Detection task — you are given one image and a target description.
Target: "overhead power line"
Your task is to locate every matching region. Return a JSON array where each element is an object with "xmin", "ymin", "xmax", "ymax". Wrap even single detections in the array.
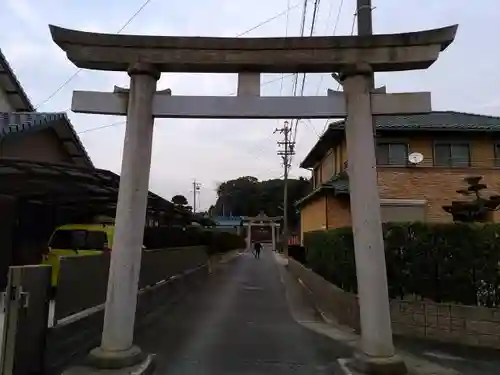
[
  {"xmin": 320, "ymin": 9, "xmax": 357, "ymax": 135},
  {"xmin": 236, "ymin": 1, "xmax": 307, "ymax": 37},
  {"xmin": 288, "ymin": 0, "xmax": 322, "ymax": 169},
  {"xmin": 288, "ymin": 0, "xmax": 310, "ymax": 152},
  {"xmin": 77, "ymin": 73, "xmax": 297, "ymax": 135},
  {"xmin": 35, "ymin": 1, "xmax": 309, "ymax": 111},
  {"xmin": 34, "ymin": 0, "xmax": 156, "ymax": 110},
  {"xmin": 315, "ymin": 0, "xmax": 345, "ymax": 96},
  {"xmin": 77, "ymin": 120, "xmax": 125, "ymax": 135},
  {"xmin": 279, "ymin": 0, "xmax": 293, "ymax": 98},
  {"xmin": 291, "ymin": 0, "xmax": 310, "ymax": 99}
]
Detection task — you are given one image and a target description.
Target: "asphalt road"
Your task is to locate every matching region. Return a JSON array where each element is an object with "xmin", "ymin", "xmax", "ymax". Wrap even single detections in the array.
[
  {"xmin": 395, "ymin": 335, "xmax": 500, "ymax": 375},
  {"xmin": 136, "ymin": 248, "xmax": 352, "ymax": 375}
]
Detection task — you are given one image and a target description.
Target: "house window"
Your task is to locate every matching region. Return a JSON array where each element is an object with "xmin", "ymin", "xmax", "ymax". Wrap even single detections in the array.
[
  {"xmin": 313, "ymin": 167, "xmax": 321, "ymax": 188},
  {"xmin": 320, "ymin": 151, "xmax": 334, "ymax": 183},
  {"xmin": 495, "ymin": 143, "xmax": 500, "ymax": 167},
  {"xmin": 380, "ymin": 200, "xmax": 426, "ymax": 223},
  {"xmin": 376, "ymin": 143, "xmax": 408, "ymax": 166},
  {"xmin": 434, "ymin": 142, "xmax": 470, "ymax": 167}
]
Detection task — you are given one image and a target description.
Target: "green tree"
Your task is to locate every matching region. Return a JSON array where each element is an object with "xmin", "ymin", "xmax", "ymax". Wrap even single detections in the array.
[
  {"xmin": 192, "ymin": 213, "xmax": 217, "ymax": 227},
  {"xmin": 443, "ymin": 176, "xmax": 500, "ymax": 222},
  {"xmin": 213, "ymin": 176, "xmax": 310, "ymax": 230},
  {"xmin": 172, "ymin": 194, "xmax": 189, "ymax": 206}
]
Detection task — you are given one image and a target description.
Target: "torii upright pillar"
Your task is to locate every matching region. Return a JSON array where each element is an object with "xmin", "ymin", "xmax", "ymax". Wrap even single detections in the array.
[
  {"xmin": 341, "ymin": 66, "xmax": 402, "ymax": 373},
  {"xmin": 271, "ymin": 222, "xmax": 276, "ymax": 251},
  {"xmin": 88, "ymin": 63, "xmax": 160, "ymax": 369},
  {"xmin": 246, "ymin": 221, "xmax": 253, "ymax": 249}
]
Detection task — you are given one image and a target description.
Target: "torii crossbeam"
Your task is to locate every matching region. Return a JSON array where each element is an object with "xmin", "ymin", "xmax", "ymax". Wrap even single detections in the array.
[
  {"xmin": 49, "ymin": 23, "xmax": 457, "ymax": 375},
  {"xmin": 71, "ymin": 90, "xmax": 432, "ymax": 119}
]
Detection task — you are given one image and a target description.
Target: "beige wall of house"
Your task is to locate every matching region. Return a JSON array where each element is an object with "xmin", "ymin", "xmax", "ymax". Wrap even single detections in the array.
[
  {"xmin": 300, "ymin": 197, "xmax": 327, "ymax": 239},
  {"xmin": 0, "ymin": 84, "xmax": 77, "ymax": 165},
  {"xmin": 312, "ymin": 135, "xmax": 500, "ymax": 187},
  {"xmin": 0, "ymin": 128, "xmax": 75, "ymax": 164}
]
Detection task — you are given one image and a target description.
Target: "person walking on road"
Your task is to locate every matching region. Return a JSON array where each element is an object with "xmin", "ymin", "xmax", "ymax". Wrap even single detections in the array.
[{"xmin": 253, "ymin": 242, "xmax": 262, "ymax": 259}]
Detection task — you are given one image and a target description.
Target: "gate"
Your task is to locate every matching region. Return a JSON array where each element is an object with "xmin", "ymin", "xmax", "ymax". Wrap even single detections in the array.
[{"xmin": 0, "ymin": 265, "xmax": 51, "ymax": 375}]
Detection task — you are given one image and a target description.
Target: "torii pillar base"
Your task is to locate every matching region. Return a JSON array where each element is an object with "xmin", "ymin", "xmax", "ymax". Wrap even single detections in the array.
[
  {"xmin": 62, "ymin": 346, "xmax": 155, "ymax": 375},
  {"xmin": 346, "ymin": 352, "xmax": 407, "ymax": 375}
]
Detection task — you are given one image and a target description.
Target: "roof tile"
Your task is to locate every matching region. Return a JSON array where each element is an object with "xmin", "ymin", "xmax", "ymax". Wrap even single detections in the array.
[
  {"xmin": 0, "ymin": 112, "xmax": 66, "ymax": 137},
  {"xmin": 327, "ymin": 111, "xmax": 500, "ymax": 131},
  {"xmin": 0, "ymin": 49, "xmax": 34, "ymax": 111},
  {"xmin": 301, "ymin": 111, "xmax": 500, "ymax": 168}
]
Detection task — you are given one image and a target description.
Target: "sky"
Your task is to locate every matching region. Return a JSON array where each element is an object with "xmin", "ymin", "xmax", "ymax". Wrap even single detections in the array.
[{"xmin": 1, "ymin": 0, "xmax": 500, "ymax": 210}]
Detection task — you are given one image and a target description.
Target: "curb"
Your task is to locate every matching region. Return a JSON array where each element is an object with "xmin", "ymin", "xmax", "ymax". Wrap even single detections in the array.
[
  {"xmin": 208, "ymin": 249, "xmax": 244, "ymax": 274},
  {"xmin": 274, "ymin": 256, "xmax": 461, "ymax": 375}
]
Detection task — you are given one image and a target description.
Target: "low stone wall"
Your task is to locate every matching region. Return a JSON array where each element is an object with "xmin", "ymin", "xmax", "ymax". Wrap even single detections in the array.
[
  {"xmin": 390, "ymin": 299, "xmax": 500, "ymax": 349},
  {"xmin": 287, "ymin": 258, "xmax": 500, "ymax": 350},
  {"xmin": 54, "ymin": 246, "xmax": 208, "ymax": 321},
  {"xmin": 44, "ymin": 250, "xmax": 240, "ymax": 375},
  {"xmin": 44, "ymin": 265, "xmax": 208, "ymax": 375},
  {"xmin": 287, "ymin": 257, "xmax": 360, "ymax": 332},
  {"xmin": 208, "ymin": 249, "xmax": 242, "ymax": 272}
]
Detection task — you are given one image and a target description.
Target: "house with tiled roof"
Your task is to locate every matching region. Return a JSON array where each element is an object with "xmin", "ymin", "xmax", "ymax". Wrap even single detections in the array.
[
  {"xmin": 296, "ymin": 111, "xmax": 500, "ymax": 239},
  {"xmin": 0, "ymin": 49, "xmax": 92, "ymax": 167},
  {"xmin": 0, "ymin": 49, "xmax": 185, "ymax": 285}
]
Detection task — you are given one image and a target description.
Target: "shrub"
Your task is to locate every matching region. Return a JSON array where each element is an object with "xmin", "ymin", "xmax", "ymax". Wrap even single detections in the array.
[
  {"xmin": 288, "ymin": 245, "xmax": 307, "ymax": 264},
  {"xmin": 143, "ymin": 226, "xmax": 203, "ymax": 248},
  {"xmin": 201, "ymin": 230, "xmax": 246, "ymax": 255},
  {"xmin": 143, "ymin": 226, "xmax": 245, "ymax": 255},
  {"xmin": 304, "ymin": 222, "xmax": 500, "ymax": 307},
  {"xmin": 304, "ymin": 227, "xmax": 357, "ymax": 293}
]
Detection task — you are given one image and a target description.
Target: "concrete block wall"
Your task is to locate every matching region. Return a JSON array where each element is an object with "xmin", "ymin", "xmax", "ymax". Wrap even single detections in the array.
[
  {"xmin": 390, "ymin": 300, "xmax": 500, "ymax": 348},
  {"xmin": 288, "ymin": 257, "xmax": 360, "ymax": 331},
  {"xmin": 287, "ymin": 258, "xmax": 500, "ymax": 350},
  {"xmin": 44, "ymin": 265, "xmax": 209, "ymax": 375}
]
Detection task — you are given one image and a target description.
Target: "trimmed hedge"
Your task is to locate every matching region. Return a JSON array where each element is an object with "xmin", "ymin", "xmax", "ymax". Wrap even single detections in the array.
[
  {"xmin": 143, "ymin": 226, "xmax": 202, "ymax": 248},
  {"xmin": 288, "ymin": 245, "xmax": 307, "ymax": 264},
  {"xmin": 304, "ymin": 222, "xmax": 500, "ymax": 307},
  {"xmin": 143, "ymin": 226, "xmax": 245, "ymax": 254},
  {"xmin": 203, "ymin": 230, "xmax": 247, "ymax": 255}
]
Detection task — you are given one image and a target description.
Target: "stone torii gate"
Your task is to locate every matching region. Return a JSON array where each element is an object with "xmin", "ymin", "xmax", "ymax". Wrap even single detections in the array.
[{"xmin": 49, "ymin": 24, "xmax": 457, "ymax": 375}]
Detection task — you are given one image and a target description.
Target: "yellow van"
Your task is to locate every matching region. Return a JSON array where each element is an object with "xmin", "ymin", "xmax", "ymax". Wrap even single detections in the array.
[{"xmin": 42, "ymin": 224, "xmax": 115, "ymax": 291}]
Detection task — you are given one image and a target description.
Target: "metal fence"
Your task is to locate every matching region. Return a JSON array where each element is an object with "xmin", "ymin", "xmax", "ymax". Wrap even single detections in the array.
[
  {"xmin": 53, "ymin": 246, "xmax": 207, "ymax": 321},
  {"xmin": 0, "ymin": 246, "xmax": 209, "ymax": 375},
  {"xmin": 0, "ymin": 265, "xmax": 51, "ymax": 375}
]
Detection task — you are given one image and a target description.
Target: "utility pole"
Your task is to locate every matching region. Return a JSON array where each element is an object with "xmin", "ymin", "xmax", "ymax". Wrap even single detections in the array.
[
  {"xmin": 192, "ymin": 180, "xmax": 201, "ymax": 213},
  {"xmin": 357, "ymin": 0, "xmax": 373, "ymax": 35},
  {"xmin": 274, "ymin": 121, "xmax": 295, "ymax": 255},
  {"xmin": 357, "ymin": 0, "xmax": 374, "ymax": 89}
]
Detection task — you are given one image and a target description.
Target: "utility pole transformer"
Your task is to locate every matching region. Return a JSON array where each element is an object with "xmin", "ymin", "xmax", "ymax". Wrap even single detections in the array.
[{"xmin": 274, "ymin": 121, "xmax": 295, "ymax": 255}]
